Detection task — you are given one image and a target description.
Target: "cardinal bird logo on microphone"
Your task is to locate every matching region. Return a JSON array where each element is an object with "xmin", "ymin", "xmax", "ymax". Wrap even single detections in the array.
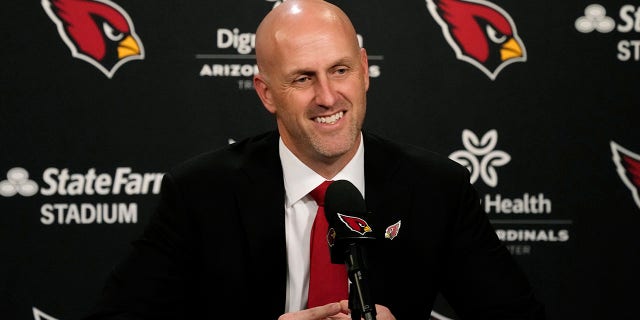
[
  {"xmin": 426, "ymin": 0, "xmax": 526, "ymax": 80},
  {"xmin": 42, "ymin": 0, "xmax": 145, "ymax": 78},
  {"xmin": 337, "ymin": 213, "xmax": 372, "ymax": 235},
  {"xmin": 611, "ymin": 141, "xmax": 640, "ymax": 210}
]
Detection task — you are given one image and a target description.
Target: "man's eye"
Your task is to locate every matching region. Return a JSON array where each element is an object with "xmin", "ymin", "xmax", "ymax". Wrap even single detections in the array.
[
  {"xmin": 335, "ymin": 68, "xmax": 348, "ymax": 75},
  {"xmin": 295, "ymin": 76, "xmax": 310, "ymax": 83}
]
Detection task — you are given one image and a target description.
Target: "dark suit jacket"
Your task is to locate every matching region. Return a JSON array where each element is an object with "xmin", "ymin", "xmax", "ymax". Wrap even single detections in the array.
[{"xmin": 85, "ymin": 130, "xmax": 544, "ymax": 319}]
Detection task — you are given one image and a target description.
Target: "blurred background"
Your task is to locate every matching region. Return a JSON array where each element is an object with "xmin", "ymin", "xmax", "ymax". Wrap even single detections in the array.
[{"xmin": 1, "ymin": 0, "xmax": 638, "ymax": 319}]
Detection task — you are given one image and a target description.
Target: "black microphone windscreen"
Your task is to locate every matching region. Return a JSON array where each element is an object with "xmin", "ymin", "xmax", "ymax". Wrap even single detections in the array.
[
  {"xmin": 325, "ymin": 183, "xmax": 377, "ymax": 318},
  {"xmin": 324, "ymin": 180, "xmax": 366, "ymax": 221}
]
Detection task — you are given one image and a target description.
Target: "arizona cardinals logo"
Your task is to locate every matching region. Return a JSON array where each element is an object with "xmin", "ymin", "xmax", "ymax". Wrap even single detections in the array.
[
  {"xmin": 384, "ymin": 220, "xmax": 401, "ymax": 240},
  {"xmin": 611, "ymin": 141, "xmax": 640, "ymax": 210},
  {"xmin": 337, "ymin": 213, "xmax": 372, "ymax": 235},
  {"xmin": 426, "ymin": 0, "xmax": 526, "ymax": 80},
  {"xmin": 326, "ymin": 227, "xmax": 337, "ymax": 247},
  {"xmin": 42, "ymin": 0, "xmax": 145, "ymax": 78}
]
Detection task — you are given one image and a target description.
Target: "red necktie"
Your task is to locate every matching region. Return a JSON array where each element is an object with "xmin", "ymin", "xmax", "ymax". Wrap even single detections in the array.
[{"xmin": 307, "ymin": 180, "xmax": 348, "ymax": 308}]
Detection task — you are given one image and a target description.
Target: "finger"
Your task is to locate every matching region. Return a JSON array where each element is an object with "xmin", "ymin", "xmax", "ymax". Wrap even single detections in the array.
[
  {"xmin": 333, "ymin": 302, "xmax": 396, "ymax": 320},
  {"xmin": 374, "ymin": 304, "xmax": 396, "ymax": 320},
  {"xmin": 303, "ymin": 302, "xmax": 343, "ymax": 319},
  {"xmin": 338, "ymin": 300, "xmax": 351, "ymax": 314},
  {"xmin": 327, "ymin": 313, "xmax": 352, "ymax": 320}
]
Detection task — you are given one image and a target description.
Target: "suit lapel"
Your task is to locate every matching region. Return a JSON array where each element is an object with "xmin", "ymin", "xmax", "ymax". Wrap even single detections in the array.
[
  {"xmin": 363, "ymin": 132, "xmax": 402, "ymax": 213},
  {"xmin": 234, "ymin": 131, "xmax": 287, "ymax": 316},
  {"xmin": 362, "ymin": 132, "xmax": 414, "ymax": 304}
]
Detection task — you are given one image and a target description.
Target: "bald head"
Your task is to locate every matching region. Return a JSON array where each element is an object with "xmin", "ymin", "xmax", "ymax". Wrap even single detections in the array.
[
  {"xmin": 255, "ymin": 0, "xmax": 360, "ymax": 79},
  {"xmin": 251, "ymin": 0, "xmax": 369, "ymax": 177}
]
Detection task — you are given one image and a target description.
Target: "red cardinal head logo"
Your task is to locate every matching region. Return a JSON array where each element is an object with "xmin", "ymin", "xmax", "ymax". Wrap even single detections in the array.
[
  {"xmin": 337, "ymin": 213, "xmax": 372, "ymax": 236},
  {"xmin": 384, "ymin": 220, "xmax": 401, "ymax": 240},
  {"xmin": 42, "ymin": 0, "xmax": 145, "ymax": 78},
  {"xmin": 426, "ymin": 0, "xmax": 526, "ymax": 80},
  {"xmin": 611, "ymin": 141, "xmax": 640, "ymax": 210}
]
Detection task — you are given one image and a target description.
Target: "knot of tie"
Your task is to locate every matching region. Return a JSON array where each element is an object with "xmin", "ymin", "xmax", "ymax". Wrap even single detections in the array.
[{"xmin": 309, "ymin": 180, "xmax": 333, "ymax": 206}]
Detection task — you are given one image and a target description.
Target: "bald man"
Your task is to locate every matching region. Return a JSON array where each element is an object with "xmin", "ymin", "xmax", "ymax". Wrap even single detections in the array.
[{"xmin": 84, "ymin": 1, "xmax": 545, "ymax": 319}]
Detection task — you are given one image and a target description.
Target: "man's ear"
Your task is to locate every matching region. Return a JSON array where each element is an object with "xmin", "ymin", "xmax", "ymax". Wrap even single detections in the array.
[
  {"xmin": 254, "ymin": 75, "xmax": 277, "ymax": 114},
  {"xmin": 361, "ymin": 48, "xmax": 370, "ymax": 91}
]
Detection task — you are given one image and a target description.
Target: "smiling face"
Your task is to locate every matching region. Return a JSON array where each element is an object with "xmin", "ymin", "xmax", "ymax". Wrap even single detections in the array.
[{"xmin": 254, "ymin": 0, "xmax": 369, "ymax": 176}]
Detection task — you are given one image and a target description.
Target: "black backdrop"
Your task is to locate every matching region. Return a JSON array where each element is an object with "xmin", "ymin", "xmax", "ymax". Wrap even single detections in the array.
[{"xmin": 2, "ymin": 0, "xmax": 639, "ymax": 319}]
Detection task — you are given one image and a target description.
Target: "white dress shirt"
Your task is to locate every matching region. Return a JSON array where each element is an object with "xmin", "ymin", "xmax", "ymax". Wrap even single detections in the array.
[{"xmin": 279, "ymin": 133, "xmax": 365, "ymax": 312}]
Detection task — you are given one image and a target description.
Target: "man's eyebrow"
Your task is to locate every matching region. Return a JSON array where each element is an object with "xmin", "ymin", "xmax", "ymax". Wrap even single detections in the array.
[
  {"xmin": 285, "ymin": 68, "xmax": 314, "ymax": 77},
  {"xmin": 286, "ymin": 57, "xmax": 355, "ymax": 76},
  {"xmin": 330, "ymin": 57, "xmax": 356, "ymax": 68}
]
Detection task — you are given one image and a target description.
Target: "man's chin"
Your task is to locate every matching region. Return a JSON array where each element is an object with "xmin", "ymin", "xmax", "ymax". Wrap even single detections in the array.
[{"xmin": 311, "ymin": 140, "xmax": 356, "ymax": 159}]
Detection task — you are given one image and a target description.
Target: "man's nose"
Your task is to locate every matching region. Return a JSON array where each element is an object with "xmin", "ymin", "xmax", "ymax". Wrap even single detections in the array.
[{"xmin": 314, "ymin": 77, "xmax": 338, "ymax": 107}]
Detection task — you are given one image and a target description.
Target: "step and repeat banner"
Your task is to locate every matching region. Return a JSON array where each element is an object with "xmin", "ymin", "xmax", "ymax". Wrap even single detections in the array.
[{"xmin": 1, "ymin": 0, "xmax": 638, "ymax": 319}]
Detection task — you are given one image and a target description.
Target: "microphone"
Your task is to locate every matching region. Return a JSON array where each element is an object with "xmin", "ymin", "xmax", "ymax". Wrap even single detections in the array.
[{"xmin": 324, "ymin": 180, "xmax": 377, "ymax": 320}]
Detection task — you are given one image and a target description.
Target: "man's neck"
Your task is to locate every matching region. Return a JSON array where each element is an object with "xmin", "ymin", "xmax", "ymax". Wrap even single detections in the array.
[{"xmin": 281, "ymin": 133, "xmax": 363, "ymax": 180}]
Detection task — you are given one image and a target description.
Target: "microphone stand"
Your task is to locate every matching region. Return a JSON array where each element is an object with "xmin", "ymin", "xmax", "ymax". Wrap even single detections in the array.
[{"xmin": 345, "ymin": 243, "xmax": 376, "ymax": 320}]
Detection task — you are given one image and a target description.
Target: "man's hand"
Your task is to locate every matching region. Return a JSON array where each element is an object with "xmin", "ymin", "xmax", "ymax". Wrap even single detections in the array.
[
  {"xmin": 278, "ymin": 301, "xmax": 396, "ymax": 320},
  {"xmin": 337, "ymin": 300, "xmax": 396, "ymax": 320},
  {"xmin": 277, "ymin": 302, "xmax": 349, "ymax": 320}
]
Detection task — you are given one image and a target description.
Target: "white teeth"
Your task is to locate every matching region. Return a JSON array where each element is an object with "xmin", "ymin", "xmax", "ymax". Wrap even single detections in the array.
[{"xmin": 315, "ymin": 111, "xmax": 344, "ymax": 124}]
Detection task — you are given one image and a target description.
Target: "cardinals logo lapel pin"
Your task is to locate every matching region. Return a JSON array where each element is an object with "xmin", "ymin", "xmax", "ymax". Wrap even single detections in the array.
[{"xmin": 384, "ymin": 220, "xmax": 401, "ymax": 240}]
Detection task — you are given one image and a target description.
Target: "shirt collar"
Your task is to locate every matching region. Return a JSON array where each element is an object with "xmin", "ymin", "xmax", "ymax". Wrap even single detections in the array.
[{"xmin": 279, "ymin": 133, "xmax": 365, "ymax": 207}]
